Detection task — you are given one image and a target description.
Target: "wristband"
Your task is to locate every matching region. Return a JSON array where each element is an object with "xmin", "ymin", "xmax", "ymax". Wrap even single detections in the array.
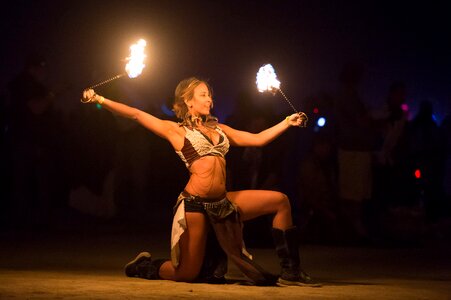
[{"xmin": 285, "ymin": 116, "xmax": 290, "ymax": 125}]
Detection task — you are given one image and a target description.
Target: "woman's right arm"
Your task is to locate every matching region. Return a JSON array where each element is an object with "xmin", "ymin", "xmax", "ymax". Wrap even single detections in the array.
[{"xmin": 82, "ymin": 89, "xmax": 180, "ymax": 142}]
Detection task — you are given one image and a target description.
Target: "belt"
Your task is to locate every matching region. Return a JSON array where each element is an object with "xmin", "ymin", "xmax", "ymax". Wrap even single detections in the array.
[{"xmin": 181, "ymin": 190, "xmax": 227, "ymax": 203}]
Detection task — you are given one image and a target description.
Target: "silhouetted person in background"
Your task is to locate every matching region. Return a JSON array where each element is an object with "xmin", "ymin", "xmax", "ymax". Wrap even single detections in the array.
[
  {"xmin": 376, "ymin": 82, "xmax": 408, "ymax": 167},
  {"xmin": 406, "ymin": 100, "xmax": 443, "ymax": 221},
  {"xmin": 65, "ymin": 84, "xmax": 118, "ymax": 219},
  {"xmin": 334, "ymin": 62, "xmax": 376, "ymax": 242},
  {"xmin": 297, "ymin": 133, "xmax": 339, "ymax": 243},
  {"xmin": 372, "ymin": 82, "xmax": 410, "ymax": 227},
  {"xmin": 7, "ymin": 53, "xmax": 64, "ymax": 229}
]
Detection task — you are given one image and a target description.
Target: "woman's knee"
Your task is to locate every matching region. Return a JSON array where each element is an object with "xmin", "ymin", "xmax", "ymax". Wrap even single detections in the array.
[
  {"xmin": 174, "ymin": 268, "xmax": 200, "ymax": 282},
  {"xmin": 272, "ymin": 192, "xmax": 294, "ymax": 229},
  {"xmin": 276, "ymin": 192, "xmax": 291, "ymax": 210}
]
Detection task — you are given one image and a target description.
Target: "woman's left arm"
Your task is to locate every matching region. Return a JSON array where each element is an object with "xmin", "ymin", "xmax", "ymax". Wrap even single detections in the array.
[{"xmin": 219, "ymin": 113, "xmax": 303, "ymax": 147}]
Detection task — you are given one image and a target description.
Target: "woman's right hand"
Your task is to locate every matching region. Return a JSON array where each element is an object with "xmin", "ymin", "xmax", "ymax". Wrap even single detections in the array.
[{"xmin": 81, "ymin": 89, "xmax": 100, "ymax": 103}]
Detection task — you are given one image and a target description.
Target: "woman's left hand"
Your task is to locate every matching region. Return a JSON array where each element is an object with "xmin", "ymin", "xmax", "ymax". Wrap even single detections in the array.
[{"xmin": 286, "ymin": 112, "xmax": 308, "ymax": 127}]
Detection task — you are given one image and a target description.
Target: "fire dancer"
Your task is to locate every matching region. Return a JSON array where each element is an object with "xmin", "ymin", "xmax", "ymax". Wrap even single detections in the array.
[{"xmin": 82, "ymin": 78, "xmax": 318, "ymax": 286}]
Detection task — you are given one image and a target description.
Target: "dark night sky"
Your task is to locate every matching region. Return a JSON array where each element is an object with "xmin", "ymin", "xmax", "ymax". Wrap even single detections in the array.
[{"xmin": 1, "ymin": 0, "xmax": 450, "ymax": 121}]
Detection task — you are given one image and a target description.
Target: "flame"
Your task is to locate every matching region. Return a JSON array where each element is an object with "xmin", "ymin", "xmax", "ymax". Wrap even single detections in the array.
[
  {"xmin": 256, "ymin": 64, "xmax": 280, "ymax": 93},
  {"xmin": 125, "ymin": 39, "xmax": 147, "ymax": 78}
]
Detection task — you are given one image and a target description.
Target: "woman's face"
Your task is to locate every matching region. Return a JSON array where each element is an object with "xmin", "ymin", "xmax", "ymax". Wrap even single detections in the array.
[{"xmin": 187, "ymin": 82, "xmax": 212, "ymax": 116}]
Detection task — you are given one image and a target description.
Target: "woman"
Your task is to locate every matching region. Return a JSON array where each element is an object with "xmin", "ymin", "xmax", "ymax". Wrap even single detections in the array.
[{"xmin": 82, "ymin": 77, "xmax": 316, "ymax": 286}]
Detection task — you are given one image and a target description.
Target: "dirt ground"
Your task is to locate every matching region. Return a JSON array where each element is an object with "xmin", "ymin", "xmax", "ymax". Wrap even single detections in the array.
[{"xmin": 0, "ymin": 227, "xmax": 450, "ymax": 299}]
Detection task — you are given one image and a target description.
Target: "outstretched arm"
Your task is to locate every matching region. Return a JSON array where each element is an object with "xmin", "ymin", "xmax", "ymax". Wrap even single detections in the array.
[
  {"xmin": 82, "ymin": 89, "xmax": 181, "ymax": 143},
  {"xmin": 219, "ymin": 113, "xmax": 303, "ymax": 147}
]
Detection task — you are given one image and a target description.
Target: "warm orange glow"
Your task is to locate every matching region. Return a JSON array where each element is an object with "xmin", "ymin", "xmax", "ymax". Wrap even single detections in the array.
[
  {"xmin": 256, "ymin": 64, "xmax": 280, "ymax": 93},
  {"xmin": 125, "ymin": 39, "xmax": 147, "ymax": 78}
]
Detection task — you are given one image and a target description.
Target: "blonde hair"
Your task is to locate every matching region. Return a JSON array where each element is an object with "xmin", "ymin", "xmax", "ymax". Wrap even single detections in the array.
[{"xmin": 173, "ymin": 77, "xmax": 215, "ymax": 125}]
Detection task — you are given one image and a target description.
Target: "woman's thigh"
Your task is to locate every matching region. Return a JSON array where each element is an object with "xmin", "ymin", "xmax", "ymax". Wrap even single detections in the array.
[
  {"xmin": 160, "ymin": 211, "xmax": 208, "ymax": 281},
  {"xmin": 176, "ymin": 211, "xmax": 209, "ymax": 280},
  {"xmin": 227, "ymin": 190, "xmax": 289, "ymax": 221}
]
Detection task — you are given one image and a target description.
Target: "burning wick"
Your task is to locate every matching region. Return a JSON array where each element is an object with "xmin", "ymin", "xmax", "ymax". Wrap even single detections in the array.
[
  {"xmin": 81, "ymin": 39, "xmax": 147, "ymax": 102},
  {"xmin": 125, "ymin": 39, "xmax": 147, "ymax": 78},
  {"xmin": 256, "ymin": 64, "xmax": 308, "ymax": 127},
  {"xmin": 256, "ymin": 64, "xmax": 281, "ymax": 94}
]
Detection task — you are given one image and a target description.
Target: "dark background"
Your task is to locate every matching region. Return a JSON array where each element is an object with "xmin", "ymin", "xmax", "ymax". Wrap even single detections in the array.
[
  {"xmin": 1, "ymin": 0, "xmax": 450, "ymax": 119},
  {"xmin": 0, "ymin": 0, "xmax": 450, "ymax": 245}
]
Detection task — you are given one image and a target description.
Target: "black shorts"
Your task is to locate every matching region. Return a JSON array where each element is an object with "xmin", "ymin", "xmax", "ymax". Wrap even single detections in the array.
[
  {"xmin": 183, "ymin": 198, "xmax": 205, "ymax": 213},
  {"xmin": 175, "ymin": 191, "xmax": 235, "ymax": 222}
]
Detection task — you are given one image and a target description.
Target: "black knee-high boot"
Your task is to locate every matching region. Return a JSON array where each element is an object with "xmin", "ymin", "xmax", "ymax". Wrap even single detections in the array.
[
  {"xmin": 124, "ymin": 252, "xmax": 167, "ymax": 280},
  {"xmin": 271, "ymin": 227, "xmax": 321, "ymax": 287}
]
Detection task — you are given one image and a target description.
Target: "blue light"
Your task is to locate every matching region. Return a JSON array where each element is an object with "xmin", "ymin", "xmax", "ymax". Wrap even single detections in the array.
[
  {"xmin": 161, "ymin": 104, "xmax": 175, "ymax": 116},
  {"xmin": 317, "ymin": 117, "xmax": 326, "ymax": 127},
  {"xmin": 432, "ymin": 114, "xmax": 438, "ymax": 123}
]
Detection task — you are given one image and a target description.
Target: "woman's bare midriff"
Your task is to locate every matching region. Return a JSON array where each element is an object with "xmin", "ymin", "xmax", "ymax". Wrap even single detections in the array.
[{"xmin": 184, "ymin": 155, "xmax": 226, "ymax": 199}]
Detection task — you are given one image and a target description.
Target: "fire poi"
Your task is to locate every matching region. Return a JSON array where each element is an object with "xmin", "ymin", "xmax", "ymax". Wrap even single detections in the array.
[
  {"xmin": 256, "ymin": 64, "xmax": 308, "ymax": 127},
  {"xmin": 81, "ymin": 39, "xmax": 147, "ymax": 103}
]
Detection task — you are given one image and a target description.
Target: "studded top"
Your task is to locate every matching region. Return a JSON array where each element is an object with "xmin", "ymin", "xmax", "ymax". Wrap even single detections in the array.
[{"xmin": 175, "ymin": 126, "xmax": 229, "ymax": 169}]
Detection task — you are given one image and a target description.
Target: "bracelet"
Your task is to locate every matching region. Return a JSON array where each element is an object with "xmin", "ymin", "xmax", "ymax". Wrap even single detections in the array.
[
  {"xmin": 97, "ymin": 96, "xmax": 105, "ymax": 105},
  {"xmin": 285, "ymin": 116, "xmax": 290, "ymax": 125}
]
